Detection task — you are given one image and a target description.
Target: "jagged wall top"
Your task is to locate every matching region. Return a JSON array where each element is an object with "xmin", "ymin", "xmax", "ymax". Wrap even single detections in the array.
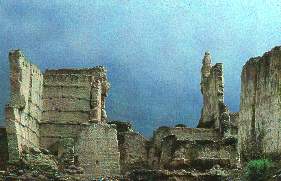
[
  {"xmin": 198, "ymin": 52, "xmax": 228, "ymax": 129},
  {"xmin": 6, "ymin": 49, "xmax": 43, "ymax": 161},
  {"xmin": 201, "ymin": 51, "xmax": 212, "ymax": 79},
  {"xmin": 44, "ymin": 67, "xmax": 110, "ymax": 96}
]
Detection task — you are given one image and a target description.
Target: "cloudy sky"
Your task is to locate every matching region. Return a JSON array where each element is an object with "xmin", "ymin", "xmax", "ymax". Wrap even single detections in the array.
[{"xmin": 0, "ymin": 0, "xmax": 280, "ymax": 136}]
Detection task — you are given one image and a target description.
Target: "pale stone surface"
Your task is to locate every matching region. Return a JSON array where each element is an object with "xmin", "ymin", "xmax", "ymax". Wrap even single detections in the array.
[
  {"xmin": 3, "ymin": 50, "xmax": 120, "ymax": 178},
  {"xmin": 239, "ymin": 46, "xmax": 281, "ymax": 161},
  {"xmin": 76, "ymin": 124, "xmax": 120, "ymax": 179},
  {"xmin": 42, "ymin": 68, "xmax": 109, "ymax": 124},
  {"xmin": 5, "ymin": 49, "xmax": 43, "ymax": 161}
]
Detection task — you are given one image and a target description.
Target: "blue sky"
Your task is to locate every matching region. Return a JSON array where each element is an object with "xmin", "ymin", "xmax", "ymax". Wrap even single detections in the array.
[{"xmin": 0, "ymin": 0, "xmax": 281, "ymax": 136}]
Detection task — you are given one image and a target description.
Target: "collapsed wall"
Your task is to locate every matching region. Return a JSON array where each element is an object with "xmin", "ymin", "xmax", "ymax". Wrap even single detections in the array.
[
  {"xmin": 152, "ymin": 127, "xmax": 237, "ymax": 169},
  {"xmin": 115, "ymin": 124, "xmax": 238, "ymax": 180},
  {"xmin": 198, "ymin": 52, "xmax": 228, "ymax": 130},
  {"xmin": 5, "ymin": 50, "xmax": 43, "ymax": 161},
  {"xmin": 239, "ymin": 46, "xmax": 281, "ymax": 161}
]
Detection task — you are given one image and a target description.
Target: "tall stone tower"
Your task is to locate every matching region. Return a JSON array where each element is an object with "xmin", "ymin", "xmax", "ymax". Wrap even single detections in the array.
[
  {"xmin": 201, "ymin": 52, "xmax": 212, "ymax": 79},
  {"xmin": 198, "ymin": 52, "xmax": 227, "ymax": 129},
  {"xmin": 201, "ymin": 52, "xmax": 212, "ymax": 94}
]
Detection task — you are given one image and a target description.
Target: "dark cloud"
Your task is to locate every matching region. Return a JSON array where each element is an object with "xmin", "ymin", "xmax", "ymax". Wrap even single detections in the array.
[{"xmin": 0, "ymin": 0, "xmax": 281, "ymax": 136}]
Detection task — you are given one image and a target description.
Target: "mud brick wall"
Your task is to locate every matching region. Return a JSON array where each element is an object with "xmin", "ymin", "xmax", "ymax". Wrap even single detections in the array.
[
  {"xmin": 75, "ymin": 124, "xmax": 120, "ymax": 179},
  {"xmin": 5, "ymin": 50, "xmax": 43, "ymax": 161},
  {"xmin": 239, "ymin": 46, "xmax": 281, "ymax": 161},
  {"xmin": 198, "ymin": 52, "xmax": 225, "ymax": 128}
]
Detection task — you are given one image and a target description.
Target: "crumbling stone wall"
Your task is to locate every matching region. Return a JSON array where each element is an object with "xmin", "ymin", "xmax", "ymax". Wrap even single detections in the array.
[
  {"xmin": 148, "ymin": 127, "xmax": 223, "ymax": 169},
  {"xmin": 198, "ymin": 52, "xmax": 226, "ymax": 129},
  {"xmin": 42, "ymin": 67, "xmax": 109, "ymax": 124},
  {"xmin": 229, "ymin": 112, "xmax": 239, "ymax": 135},
  {"xmin": 3, "ymin": 50, "xmax": 120, "ymax": 179},
  {"xmin": 5, "ymin": 50, "xmax": 43, "ymax": 161},
  {"xmin": 108, "ymin": 121, "xmax": 149, "ymax": 174},
  {"xmin": 160, "ymin": 135, "xmax": 238, "ymax": 170},
  {"xmin": 239, "ymin": 46, "xmax": 281, "ymax": 161},
  {"xmin": 153, "ymin": 126, "xmax": 220, "ymax": 149},
  {"xmin": 0, "ymin": 128, "xmax": 8, "ymax": 170},
  {"xmin": 40, "ymin": 67, "xmax": 110, "ymax": 149},
  {"xmin": 76, "ymin": 124, "xmax": 120, "ymax": 179},
  {"xmin": 143, "ymin": 125, "xmax": 238, "ymax": 179},
  {"xmin": 118, "ymin": 132, "xmax": 148, "ymax": 174}
]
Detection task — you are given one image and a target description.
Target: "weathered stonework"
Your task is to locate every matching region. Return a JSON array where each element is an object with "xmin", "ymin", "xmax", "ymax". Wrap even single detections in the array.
[
  {"xmin": 239, "ymin": 46, "xmax": 281, "ymax": 161},
  {"xmin": 5, "ymin": 50, "xmax": 43, "ymax": 161},
  {"xmin": 198, "ymin": 52, "xmax": 227, "ymax": 129},
  {"xmin": 111, "ymin": 120, "xmax": 238, "ymax": 180},
  {"xmin": 2, "ymin": 50, "xmax": 120, "ymax": 179},
  {"xmin": 42, "ymin": 67, "xmax": 109, "ymax": 124},
  {"xmin": 151, "ymin": 127, "xmax": 237, "ymax": 170},
  {"xmin": 4, "ymin": 47, "xmax": 276, "ymax": 180},
  {"xmin": 118, "ymin": 132, "xmax": 149, "ymax": 174},
  {"xmin": 76, "ymin": 124, "xmax": 120, "ymax": 179}
]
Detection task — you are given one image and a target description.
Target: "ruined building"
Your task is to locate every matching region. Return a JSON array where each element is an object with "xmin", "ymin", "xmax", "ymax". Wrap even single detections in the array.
[
  {"xmin": 2, "ymin": 50, "xmax": 120, "ymax": 180},
  {"xmin": 0, "ymin": 46, "xmax": 281, "ymax": 180},
  {"xmin": 238, "ymin": 46, "xmax": 281, "ymax": 161}
]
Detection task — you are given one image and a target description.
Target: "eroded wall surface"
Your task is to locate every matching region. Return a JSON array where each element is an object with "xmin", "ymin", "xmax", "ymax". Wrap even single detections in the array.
[
  {"xmin": 239, "ymin": 46, "xmax": 281, "ymax": 160},
  {"xmin": 144, "ymin": 126, "xmax": 238, "ymax": 175},
  {"xmin": 153, "ymin": 126, "xmax": 220, "ymax": 149},
  {"xmin": 198, "ymin": 52, "xmax": 225, "ymax": 129},
  {"xmin": 5, "ymin": 50, "xmax": 43, "ymax": 161},
  {"xmin": 40, "ymin": 67, "xmax": 110, "ymax": 149},
  {"xmin": 118, "ymin": 132, "xmax": 148, "ymax": 174},
  {"xmin": 42, "ymin": 67, "xmax": 109, "ymax": 124},
  {"xmin": 76, "ymin": 124, "xmax": 120, "ymax": 179}
]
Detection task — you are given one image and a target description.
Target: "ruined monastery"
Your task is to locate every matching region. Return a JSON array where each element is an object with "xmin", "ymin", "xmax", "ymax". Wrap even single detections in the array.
[{"xmin": 0, "ymin": 46, "xmax": 281, "ymax": 180}]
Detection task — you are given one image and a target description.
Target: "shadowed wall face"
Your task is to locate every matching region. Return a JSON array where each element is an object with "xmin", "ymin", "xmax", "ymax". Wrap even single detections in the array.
[{"xmin": 239, "ymin": 47, "xmax": 281, "ymax": 161}]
